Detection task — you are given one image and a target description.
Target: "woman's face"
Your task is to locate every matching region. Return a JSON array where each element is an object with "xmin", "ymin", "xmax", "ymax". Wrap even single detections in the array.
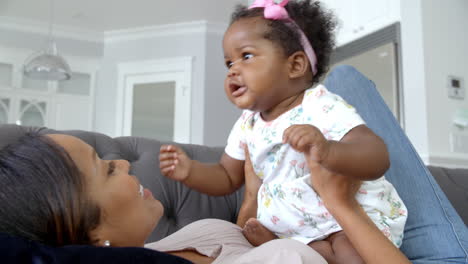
[{"xmin": 48, "ymin": 134, "xmax": 163, "ymax": 247}]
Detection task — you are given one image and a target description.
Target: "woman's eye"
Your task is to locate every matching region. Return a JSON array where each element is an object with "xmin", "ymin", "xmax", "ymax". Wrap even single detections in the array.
[
  {"xmin": 107, "ymin": 161, "xmax": 116, "ymax": 176},
  {"xmin": 225, "ymin": 61, "xmax": 233, "ymax": 69},
  {"xmin": 243, "ymin": 53, "xmax": 253, "ymax": 60}
]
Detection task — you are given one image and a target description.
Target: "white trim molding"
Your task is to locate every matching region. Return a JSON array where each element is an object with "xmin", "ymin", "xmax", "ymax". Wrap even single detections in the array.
[
  {"xmin": 0, "ymin": 16, "xmax": 227, "ymax": 44},
  {"xmin": 104, "ymin": 20, "xmax": 226, "ymax": 43},
  {"xmin": 427, "ymin": 153, "xmax": 468, "ymax": 169},
  {"xmin": 0, "ymin": 16, "xmax": 103, "ymax": 43}
]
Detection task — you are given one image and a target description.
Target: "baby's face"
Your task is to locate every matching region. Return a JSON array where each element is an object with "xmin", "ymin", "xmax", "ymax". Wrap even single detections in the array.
[{"xmin": 223, "ymin": 17, "xmax": 293, "ymax": 114}]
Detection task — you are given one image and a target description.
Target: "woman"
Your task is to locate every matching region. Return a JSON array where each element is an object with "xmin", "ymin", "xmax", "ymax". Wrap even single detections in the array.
[{"xmin": 0, "ymin": 132, "xmax": 409, "ymax": 263}]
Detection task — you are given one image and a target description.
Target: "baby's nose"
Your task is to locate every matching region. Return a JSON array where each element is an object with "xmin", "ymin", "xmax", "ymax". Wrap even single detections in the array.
[{"xmin": 228, "ymin": 66, "xmax": 239, "ymax": 77}]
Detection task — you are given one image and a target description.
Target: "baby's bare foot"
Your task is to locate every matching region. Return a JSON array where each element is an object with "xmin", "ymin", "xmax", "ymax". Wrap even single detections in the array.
[{"xmin": 242, "ymin": 218, "xmax": 277, "ymax": 246}]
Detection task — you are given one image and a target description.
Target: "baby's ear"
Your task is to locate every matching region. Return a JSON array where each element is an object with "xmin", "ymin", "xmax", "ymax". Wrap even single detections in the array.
[{"xmin": 287, "ymin": 51, "xmax": 309, "ymax": 79}]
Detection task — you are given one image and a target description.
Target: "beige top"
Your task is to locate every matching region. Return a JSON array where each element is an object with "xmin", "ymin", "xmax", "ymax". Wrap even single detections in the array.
[{"xmin": 145, "ymin": 218, "xmax": 327, "ymax": 264}]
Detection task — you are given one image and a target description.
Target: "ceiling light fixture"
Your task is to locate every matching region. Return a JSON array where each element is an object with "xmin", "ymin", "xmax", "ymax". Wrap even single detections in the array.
[{"xmin": 23, "ymin": 0, "xmax": 71, "ymax": 81}]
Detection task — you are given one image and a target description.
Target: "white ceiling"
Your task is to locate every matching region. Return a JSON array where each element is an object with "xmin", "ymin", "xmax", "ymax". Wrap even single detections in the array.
[{"xmin": 0, "ymin": 0, "xmax": 242, "ymax": 32}]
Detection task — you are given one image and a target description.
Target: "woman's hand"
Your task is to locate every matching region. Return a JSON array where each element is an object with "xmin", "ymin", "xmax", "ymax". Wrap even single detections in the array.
[
  {"xmin": 237, "ymin": 147, "xmax": 262, "ymax": 227},
  {"xmin": 159, "ymin": 145, "xmax": 192, "ymax": 182},
  {"xmin": 305, "ymin": 151, "xmax": 361, "ymax": 212},
  {"xmin": 305, "ymin": 144, "xmax": 410, "ymax": 264}
]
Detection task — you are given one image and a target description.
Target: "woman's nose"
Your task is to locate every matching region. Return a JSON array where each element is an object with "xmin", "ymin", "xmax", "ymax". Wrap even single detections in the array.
[{"xmin": 116, "ymin": 159, "xmax": 130, "ymax": 172}]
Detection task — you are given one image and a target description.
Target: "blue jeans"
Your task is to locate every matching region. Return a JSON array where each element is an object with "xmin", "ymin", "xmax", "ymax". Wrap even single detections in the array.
[{"xmin": 325, "ymin": 65, "xmax": 468, "ymax": 263}]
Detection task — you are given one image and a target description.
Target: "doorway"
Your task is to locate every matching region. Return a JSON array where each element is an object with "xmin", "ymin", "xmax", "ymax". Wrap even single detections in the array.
[{"xmin": 116, "ymin": 57, "xmax": 192, "ymax": 143}]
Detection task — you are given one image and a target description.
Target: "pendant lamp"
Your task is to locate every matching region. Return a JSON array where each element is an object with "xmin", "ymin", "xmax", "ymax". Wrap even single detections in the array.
[{"xmin": 23, "ymin": 0, "xmax": 71, "ymax": 81}]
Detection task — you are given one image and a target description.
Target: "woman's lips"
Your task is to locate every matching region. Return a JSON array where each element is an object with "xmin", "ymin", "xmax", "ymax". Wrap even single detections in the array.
[
  {"xmin": 143, "ymin": 188, "xmax": 153, "ymax": 199},
  {"xmin": 232, "ymin": 86, "xmax": 247, "ymax": 97}
]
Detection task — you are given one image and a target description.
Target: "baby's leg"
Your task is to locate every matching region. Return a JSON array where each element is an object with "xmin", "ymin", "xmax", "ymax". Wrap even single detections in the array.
[
  {"xmin": 242, "ymin": 218, "xmax": 278, "ymax": 246},
  {"xmin": 308, "ymin": 231, "xmax": 364, "ymax": 264}
]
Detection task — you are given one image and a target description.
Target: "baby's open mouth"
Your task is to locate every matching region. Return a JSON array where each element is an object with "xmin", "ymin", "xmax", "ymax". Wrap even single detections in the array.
[{"xmin": 229, "ymin": 83, "xmax": 247, "ymax": 97}]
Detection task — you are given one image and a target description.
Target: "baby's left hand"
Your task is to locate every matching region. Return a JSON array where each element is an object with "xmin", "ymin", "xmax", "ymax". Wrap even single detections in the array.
[{"xmin": 283, "ymin": 124, "xmax": 330, "ymax": 163}]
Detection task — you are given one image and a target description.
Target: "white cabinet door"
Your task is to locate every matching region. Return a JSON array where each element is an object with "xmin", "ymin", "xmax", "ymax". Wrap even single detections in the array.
[
  {"xmin": 322, "ymin": 0, "xmax": 353, "ymax": 42},
  {"xmin": 0, "ymin": 96, "xmax": 12, "ymax": 124},
  {"xmin": 53, "ymin": 95, "xmax": 93, "ymax": 130},
  {"xmin": 322, "ymin": 0, "xmax": 399, "ymax": 46},
  {"xmin": 0, "ymin": 63, "xmax": 13, "ymax": 88},
  {"xmin": 350, "ymin": 0, "xmax": 397, "ymax": 39},
  {"xmin": 53, "ymin": 71, "xmax": 94, "ymax": 130},
  {"xmin": 14, "ymin": 95, "xmax": 50, "ymax": 127}
]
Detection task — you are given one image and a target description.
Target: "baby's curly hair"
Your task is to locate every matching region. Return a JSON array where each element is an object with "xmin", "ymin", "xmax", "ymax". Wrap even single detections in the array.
[{"xmin": 231, "ymin": 0, "xmax": 336, "ymax": 85}]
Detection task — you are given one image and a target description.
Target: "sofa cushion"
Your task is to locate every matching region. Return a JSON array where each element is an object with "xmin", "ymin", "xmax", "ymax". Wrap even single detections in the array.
[{"xmin": 428, "ymin": 166, "xmax": 468, "ymax": 225}]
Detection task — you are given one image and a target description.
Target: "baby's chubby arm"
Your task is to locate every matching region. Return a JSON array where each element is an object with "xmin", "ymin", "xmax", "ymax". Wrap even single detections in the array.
[
  {"xmin": 283, "ymin": 124, "xmax": 389, "ymax": 181},
  {"xmin": 159, "ymin": 144, "xmax": 245, "ymax": 196}
]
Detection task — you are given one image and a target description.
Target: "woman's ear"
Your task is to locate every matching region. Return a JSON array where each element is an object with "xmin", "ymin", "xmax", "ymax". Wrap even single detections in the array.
[{"xmin": 287, "ymin": 51, "xmax": 310, "ymax": 79}]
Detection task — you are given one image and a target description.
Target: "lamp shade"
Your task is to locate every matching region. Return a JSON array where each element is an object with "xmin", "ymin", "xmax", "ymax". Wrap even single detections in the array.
[{"xmin": 23, "ymin": 49, "xmax": 71, "ymax": 81}]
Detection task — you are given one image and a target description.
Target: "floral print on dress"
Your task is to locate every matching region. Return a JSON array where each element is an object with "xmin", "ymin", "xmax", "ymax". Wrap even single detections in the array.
[
  {"xmin": 272, "ymin": 184, "xmax": 286, "ymax": 200},
  {"xmin": 293, "ymin": 205, "xmax": 317, "ymax": 229},
  {"xmin": 291, "ymin": 187, "xmax": 305, "ymax": 199},
  {"xmin": 290, "ymin": 159, "xmax": 307, "ymax": 178}
]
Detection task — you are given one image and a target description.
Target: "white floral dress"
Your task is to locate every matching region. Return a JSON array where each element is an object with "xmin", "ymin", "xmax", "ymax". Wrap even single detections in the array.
[{"xmin": 225, "ymin": 85, "xmax": 407, "ymax": 246}]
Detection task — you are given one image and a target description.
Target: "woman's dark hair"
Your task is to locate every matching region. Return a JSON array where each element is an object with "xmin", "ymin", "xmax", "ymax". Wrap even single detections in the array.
[
  {"xmin": 231, "ymin": 0, "xmax": 336, "ymax": 85},
  {"xmin": 0, "ymin": 133, "xmax": 101, "ymax": 246}
]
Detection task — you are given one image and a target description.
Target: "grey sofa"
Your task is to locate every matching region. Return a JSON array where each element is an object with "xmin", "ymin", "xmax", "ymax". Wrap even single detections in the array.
[
  {"xmin": 427, "ymin": 166, "xmax": 468, "ymax": 225},
  {"xmin": 0, "ymin": 125, "xmax": 466, "ymax": 241}
]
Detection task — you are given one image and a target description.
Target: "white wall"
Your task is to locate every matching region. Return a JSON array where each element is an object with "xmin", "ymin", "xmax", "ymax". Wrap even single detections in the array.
[
  {"xmin": 421, "ymin": 0, "xmax": 468, "ymax": 167},
  {"xmin": 203, "ymin": 32, "xmax": 241, "ymax": 146},
  {"xmin": 399, "ymin": 0, "xmax": 430, "ymax": 162}
]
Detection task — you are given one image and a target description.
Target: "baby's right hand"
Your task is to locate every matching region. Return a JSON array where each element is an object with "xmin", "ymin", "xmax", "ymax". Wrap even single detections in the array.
[{"xmin": 159, "ymin": 145, "xmax": 192, "ymax": 182}]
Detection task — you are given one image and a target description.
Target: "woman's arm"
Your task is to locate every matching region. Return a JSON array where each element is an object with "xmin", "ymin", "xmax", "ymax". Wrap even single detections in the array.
[
  {"xmin": 307, "ymin": 156, "xmax": 410, "ymax": 264},
  {"xmin": 236, "ymin": 149, "xmax": 262, "ymax": 227},
  {"xmin": 327, "ymin": 200, "xmax": 411, "ymax": 264}
]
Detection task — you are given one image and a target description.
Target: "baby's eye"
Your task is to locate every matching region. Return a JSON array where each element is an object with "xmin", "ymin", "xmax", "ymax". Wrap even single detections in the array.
[
  {"xmin": 243, "ymin": 53, "xmax": 254, "ymax": 60},
  {"xmin": 225, "ymin": 60, "xmax": 233, "ymax": 69}
]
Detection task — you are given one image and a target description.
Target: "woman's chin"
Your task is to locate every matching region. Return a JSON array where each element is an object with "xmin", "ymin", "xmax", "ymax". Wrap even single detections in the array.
[{"xmin": 150, "ymin": 199, "xmax": 164, "ymax": 226}]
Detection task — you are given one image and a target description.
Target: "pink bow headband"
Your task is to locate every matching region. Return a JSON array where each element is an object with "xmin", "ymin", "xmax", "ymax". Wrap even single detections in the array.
[{"xmin": 249, "ymin": 0, "xmax": 318, "ymax": 75}]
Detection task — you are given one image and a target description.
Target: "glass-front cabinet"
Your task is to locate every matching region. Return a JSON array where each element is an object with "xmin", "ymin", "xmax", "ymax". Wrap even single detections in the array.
[
  {"xmin": 17, "ymin": 98, "xmax": 48, "ymax": 127},
  {"xmin": 0, "ymin": 47, "xmax": 97, "ymax": 130},
  {"xmin": 0, "ymin": 97, "xmax": 10, "ymax": 124}
]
